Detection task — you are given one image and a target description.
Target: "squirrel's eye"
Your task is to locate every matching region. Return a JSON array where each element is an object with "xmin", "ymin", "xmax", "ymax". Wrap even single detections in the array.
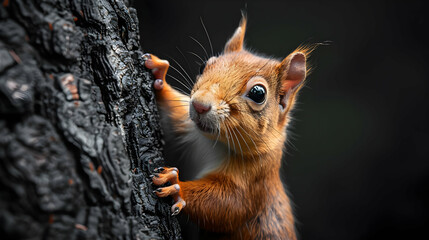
[
  {"xmin": 199, "ymin": 62, "xmax": 206, "ymax": 74},
  {"xmin": 247, "ymin": 85, "xmax": 266, "ymax": 104}
]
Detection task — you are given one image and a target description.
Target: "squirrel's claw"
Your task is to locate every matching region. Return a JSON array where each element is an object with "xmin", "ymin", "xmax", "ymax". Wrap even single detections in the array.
[
  {"xmin": 142, "ymin": 53, "xmax": 152, "ymax": 61},
  {"xmin": 153, "ymin": 167, "xmax": 165, "ymax": 173},
  {"xmin": 172, "ymin": 207, "xmax": 180, "ymax": 216},
  {"xmin": 171, "ymin": 198, "xmax": 186, "ymax": 216}
]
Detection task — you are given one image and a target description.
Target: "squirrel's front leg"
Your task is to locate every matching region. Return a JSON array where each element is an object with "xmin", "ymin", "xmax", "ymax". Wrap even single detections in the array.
[
  {"xmin": 143, "ymin": 53, "xmax": 191, "ymax": 133},
  {"xmin": 152, "ymin": 168, "xmax": 256, "ymax": 231}
]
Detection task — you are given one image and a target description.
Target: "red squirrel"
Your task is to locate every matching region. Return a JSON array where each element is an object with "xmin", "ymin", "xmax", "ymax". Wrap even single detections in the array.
[{"xmin": 144, "ymin": 16, "xmax": 313, "ymax": 239}]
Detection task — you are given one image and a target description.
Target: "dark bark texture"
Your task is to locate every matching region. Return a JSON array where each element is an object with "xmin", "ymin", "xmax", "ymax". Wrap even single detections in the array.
[{"xmin": 0, "ymin": 0, "xmax": 181, "ymax": 239}]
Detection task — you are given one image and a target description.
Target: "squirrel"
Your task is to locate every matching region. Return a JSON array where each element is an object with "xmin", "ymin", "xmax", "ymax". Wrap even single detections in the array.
[{"xmin": 143, "ymin": 16, "xmax": 313, "ymax": 240}]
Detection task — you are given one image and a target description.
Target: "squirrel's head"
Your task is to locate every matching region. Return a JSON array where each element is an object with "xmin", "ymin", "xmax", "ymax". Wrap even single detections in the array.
[{"xmin": 189, "ymin": 16, "xmax": 312, "ymax": 156}]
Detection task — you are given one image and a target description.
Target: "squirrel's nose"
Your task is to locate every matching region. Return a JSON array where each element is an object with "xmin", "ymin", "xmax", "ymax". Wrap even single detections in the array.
[{"xmin": 192, "ymin": 101, "xmax": 211, "ymax": 114}]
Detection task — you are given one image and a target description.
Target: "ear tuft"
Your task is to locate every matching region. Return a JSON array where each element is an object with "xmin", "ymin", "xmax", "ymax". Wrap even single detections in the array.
[{"xmin": 224, "ymin": 16, "xmax": 247, "ymax": 53}]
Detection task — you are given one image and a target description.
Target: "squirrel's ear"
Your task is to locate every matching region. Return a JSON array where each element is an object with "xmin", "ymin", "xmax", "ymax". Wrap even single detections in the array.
[
  {"xmin": 224, "ymin": 16, "xmax": 247, "ymax": 53},
  {"xmin": 277, "ymin": 52, "xmax": 307, "ymax": 111},
  {"xmin": 280, "ymin": 52, "xmax": 306, "ymax": 91}
]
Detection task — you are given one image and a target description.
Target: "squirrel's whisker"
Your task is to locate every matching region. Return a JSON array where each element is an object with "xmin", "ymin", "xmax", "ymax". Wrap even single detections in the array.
[
  {"xmin": 200, "ymin": 17, "xmax": 214, "ymax": 57},
  {"xmin": 187, "ymin": 51, "xmax": 205, "ymax": 65},
  {"xmin": 189, "ymin": 36, "xmax": 209, "ymax": 60},
  {"xmin": 176, "ymin": 46, "xmax": 197, "ymax": 83},
  {"xmin": 168, "ymin": 65, "xmax": 193, "ymax": 91},
  {"xmin": 167, "ymin": 74, "xmax": 192, "ymax": 93},
  {"xmin": 168, "ymin": 54, "xmax": 194, "ymax": 88}
]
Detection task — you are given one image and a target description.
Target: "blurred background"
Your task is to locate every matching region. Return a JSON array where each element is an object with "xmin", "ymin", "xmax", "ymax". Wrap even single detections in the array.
[{"xmin": 135, "ymin": 1, "xmax": 429, "ymax": 239}]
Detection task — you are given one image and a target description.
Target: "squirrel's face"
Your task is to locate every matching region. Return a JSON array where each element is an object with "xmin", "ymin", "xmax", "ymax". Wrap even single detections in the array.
[{"xmin": 189, "ymin": 17, "xmax": 309, "ymax": 155}]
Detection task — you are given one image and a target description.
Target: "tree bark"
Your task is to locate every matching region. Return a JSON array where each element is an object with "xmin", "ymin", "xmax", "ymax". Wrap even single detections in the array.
[{"xmin": 0, "ymin": 0, "xmax": 181, "ymax": 239}]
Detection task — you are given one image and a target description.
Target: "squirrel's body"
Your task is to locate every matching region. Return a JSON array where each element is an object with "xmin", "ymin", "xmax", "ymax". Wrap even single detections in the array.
[{"xmin": 145, "ymin": 16, "xmax": 312, "ymax": 239}]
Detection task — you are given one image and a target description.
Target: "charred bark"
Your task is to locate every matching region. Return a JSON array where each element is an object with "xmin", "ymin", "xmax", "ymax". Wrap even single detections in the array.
[{"xmin": 0, "ymin": 0, "xmax": 181, "ymax": 239}]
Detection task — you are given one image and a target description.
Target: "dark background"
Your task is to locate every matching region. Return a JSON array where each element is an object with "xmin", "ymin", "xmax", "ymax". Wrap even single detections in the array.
[{"xmin": 135, "ymin": 1, "xmax": 429, "ymax": 239}]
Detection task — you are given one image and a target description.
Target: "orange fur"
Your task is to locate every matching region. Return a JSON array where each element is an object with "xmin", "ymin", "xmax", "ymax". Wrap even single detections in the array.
[{"xmin": 145, "ymin": 16, "xmax": 313, "ymax": 239}]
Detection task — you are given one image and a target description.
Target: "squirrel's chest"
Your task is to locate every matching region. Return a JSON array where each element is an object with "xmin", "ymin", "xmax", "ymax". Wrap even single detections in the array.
[{"xmin": 244, "ymin": 193, "xmax": 296, "ymax": 239}]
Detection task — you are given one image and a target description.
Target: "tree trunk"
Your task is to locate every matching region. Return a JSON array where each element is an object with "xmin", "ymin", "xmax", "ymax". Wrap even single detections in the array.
[{"xmin": 0, "ymin": 0, "xmax": 181, "ymax": 239}]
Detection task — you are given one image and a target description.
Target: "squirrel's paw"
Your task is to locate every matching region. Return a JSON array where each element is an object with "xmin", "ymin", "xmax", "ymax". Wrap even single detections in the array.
[
  {"xmin": 143, "ymin": 53, "xmax": 169, "ymax": 91},
  {"xmin": 151, "ymin": 167, "xmax": 186, "ymax": 215}
]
